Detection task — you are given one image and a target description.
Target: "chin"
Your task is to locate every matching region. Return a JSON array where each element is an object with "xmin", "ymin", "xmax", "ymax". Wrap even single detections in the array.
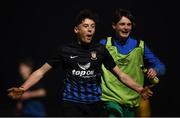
[
  {"xmin": 82, "ymin": 40, "xmax": 91, "ymax": 44},
  {"xmin": 86, "ymin": 39, "xmax": 92, "ymax": 43},
  {"xmin": 121, "ymin": 35, "xmax": 129, "ymax": 38},
  {"xmin": 86, "ymin": 41, "xmax": 91, "ymax": 44}
]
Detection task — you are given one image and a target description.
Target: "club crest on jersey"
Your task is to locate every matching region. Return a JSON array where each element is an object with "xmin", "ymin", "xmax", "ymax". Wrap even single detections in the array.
[{"xmin": 91, "ymin": 51, "xmax": 97, "ymax": 60}]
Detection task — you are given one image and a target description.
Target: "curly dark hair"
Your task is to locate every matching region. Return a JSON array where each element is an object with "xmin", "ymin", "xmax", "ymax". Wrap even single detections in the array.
[{"xmin": 74, "ymin": 9, "xmax": 99, "ymax": 27}]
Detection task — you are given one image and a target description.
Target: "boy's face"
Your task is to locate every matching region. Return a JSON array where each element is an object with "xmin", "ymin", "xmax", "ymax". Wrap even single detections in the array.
[
  {"xmin": 74, "ymin": 18, "xmax": 96, "ymax": 44},
  {"xmin": 112, "ymin": 16, "xmax": 132, "ymax": 40}
]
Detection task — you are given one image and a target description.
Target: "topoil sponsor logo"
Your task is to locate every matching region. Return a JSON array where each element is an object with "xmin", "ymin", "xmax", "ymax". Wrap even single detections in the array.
[
  {"xmin": 72, "ymin": 62, "xmax": 95, "ymax": 77},
  {"xmin": 72, "ymin": 69, "xmax": 94, "ymax": 76}
]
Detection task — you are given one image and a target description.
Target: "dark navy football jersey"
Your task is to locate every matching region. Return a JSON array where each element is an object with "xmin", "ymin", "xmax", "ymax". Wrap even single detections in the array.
[{"xmin": 47, "ymin": 40, "xmax": 116, "ymax": 103}]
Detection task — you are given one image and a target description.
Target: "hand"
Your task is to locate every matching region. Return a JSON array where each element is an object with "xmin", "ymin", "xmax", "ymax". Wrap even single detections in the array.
[
  {"xmin": 140, "ymin": 86, "xmax": 153, "ymax": 100},
  {"xmin": 7, "ymin": 87, "xmax": 25, "ymax": 100},
  {"xmin": 147, "ymin": 68, "xmax": 157, "ymax": 79}
]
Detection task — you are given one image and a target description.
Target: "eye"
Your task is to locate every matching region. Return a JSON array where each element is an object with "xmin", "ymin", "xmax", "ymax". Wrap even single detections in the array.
[
  {"xmin": 83, "ymin": 24, "xmax": 88, "ymax": 28},
  {"xmin": 91, "ymin": 24, "xmax": 95, "ymax": 28},
  {"xmin": 127, "ymin": 23, "xmax": 132, "ymax": 26},
  {"xmin": 119, "ymin": 23, "xmax": 125, "ymax": 26}
]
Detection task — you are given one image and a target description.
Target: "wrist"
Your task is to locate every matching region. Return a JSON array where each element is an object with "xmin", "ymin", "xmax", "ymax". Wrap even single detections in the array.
[
  {"xmin": 138, "ymin": 87, "xmax": 144, "ymax": 94},
  {"xmin": 19, "ymin": 86, "xmax": 25, "ymax": 91}
]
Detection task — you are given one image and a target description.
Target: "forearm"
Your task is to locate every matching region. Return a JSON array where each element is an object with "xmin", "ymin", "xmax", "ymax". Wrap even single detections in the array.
[
  {"xmin": 113, "ymin": 66, "xmax": 143, "ymax": 94},
  {"xmin": 20, "ymin": 69, "xmax": 44, "ymax": 91},
  {"xmin": 20, "ymin": 63, "xmax": 52, "ymax": 91},
  {"xmin": 119, "ymin": 72, "xmax": 143, "ymax": 94},
  {"xmin": 7, "ymin": 63, "xmax": 51, "ymax": 100}
]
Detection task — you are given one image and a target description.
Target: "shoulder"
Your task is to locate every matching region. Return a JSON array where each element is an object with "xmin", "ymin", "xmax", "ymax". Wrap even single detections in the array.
[
  {"xmin": 129, "ymin": 37, "xmax": 146, "ymax": 47},
  {"xmin": 57, "ymin": 42, "xmax": 76, "ymax": 53},
  {"xmin": 130, "ymin": 37, "xmax": 146, "ymax": 43}
]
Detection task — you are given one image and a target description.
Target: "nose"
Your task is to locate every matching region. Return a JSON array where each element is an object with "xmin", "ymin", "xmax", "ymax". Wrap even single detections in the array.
[
  {"xmin": 88, "ymin": 27, "xmax": 93, "ymax": 32},
  {"xmin": 124, "ymin": 25, "xmax": 129, "ymax": 29}
]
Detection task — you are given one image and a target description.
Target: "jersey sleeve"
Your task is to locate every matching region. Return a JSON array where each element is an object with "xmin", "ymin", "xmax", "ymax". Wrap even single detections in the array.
[
  {"xmin": 102, "ymin": 47, "xmax": 116, "ymax": 71},
  {"xmin": 46, "ymin": 46, "xmax": 63, "ymax": 68}
]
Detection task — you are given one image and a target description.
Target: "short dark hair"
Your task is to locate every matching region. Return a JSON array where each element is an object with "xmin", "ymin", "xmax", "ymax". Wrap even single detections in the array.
[
  {"xmin": 74, "ymin": 9, "xmax": 99, "ymax": 27},
  {"xmin": 112, "ymin": 8, "xmax": 135, "ymax": 27}
]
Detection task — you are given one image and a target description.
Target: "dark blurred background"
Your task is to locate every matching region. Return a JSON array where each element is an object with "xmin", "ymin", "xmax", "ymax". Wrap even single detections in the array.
[{"xmin": 0, "ymin": 0, "xmax": 179, "ymax": 116}]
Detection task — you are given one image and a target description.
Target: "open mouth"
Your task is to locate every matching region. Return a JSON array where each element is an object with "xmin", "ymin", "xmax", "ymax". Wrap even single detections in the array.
[
  {"xmin": 121, "ymin": 30, "xmax": 130, "ymax": 36},
  {"xmin": 122, "ymin": 30, "xmax": 129, "ymax": 33},
  {"xmin": 87, "ymin": 34, "xmax": 92, "ymax": 37}
]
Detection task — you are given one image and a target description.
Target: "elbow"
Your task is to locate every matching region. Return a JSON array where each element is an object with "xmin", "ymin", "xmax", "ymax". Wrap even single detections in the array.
[
  {"xmin": 159, "ymin": 64, "xmax": 166, "ymax": 75},
  {"xmin": 155, "ymin": 64, "xmax": 166, "ymax": 76},
  {"xmin": 161, "ymin": 64, "xmax": 166, "ymax": 75},
  {"xmin": 160, "ymin": 68, "xmax": 166, "ymax": 75}
]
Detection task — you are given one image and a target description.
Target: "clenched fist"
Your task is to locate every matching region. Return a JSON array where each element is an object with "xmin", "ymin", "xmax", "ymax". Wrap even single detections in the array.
[{"xmin": 7, "ymin": 87, "xmax": 25, "ymax": 100}]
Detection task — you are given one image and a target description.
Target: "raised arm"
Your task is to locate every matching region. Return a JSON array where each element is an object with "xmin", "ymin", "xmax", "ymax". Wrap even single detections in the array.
[
  {"xmin": 8, "ymin": 63, "xmax": 52, "ymax": 99},
  {"xmin": 20, "ymin": 63, "xmax": 52, "ymax": 91}
]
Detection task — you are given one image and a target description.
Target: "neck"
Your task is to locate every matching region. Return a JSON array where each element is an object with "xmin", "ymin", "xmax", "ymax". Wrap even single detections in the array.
[
  {"xmin": 78, "ymin": 39, "xmax": 91, "ymax": 46},
  {"xmin": 115, "ymin": 36, "xmax": 128, "ymax": 44}
]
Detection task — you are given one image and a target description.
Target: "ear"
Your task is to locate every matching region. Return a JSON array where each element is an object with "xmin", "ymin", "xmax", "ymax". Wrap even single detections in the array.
[
  {"xmin": 112, "ymin": 23, "xmax": 116, "ymax": 30},
  {"xmin": 74, "ymin": 26, "xmax": 78, "ymax": 33}
]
